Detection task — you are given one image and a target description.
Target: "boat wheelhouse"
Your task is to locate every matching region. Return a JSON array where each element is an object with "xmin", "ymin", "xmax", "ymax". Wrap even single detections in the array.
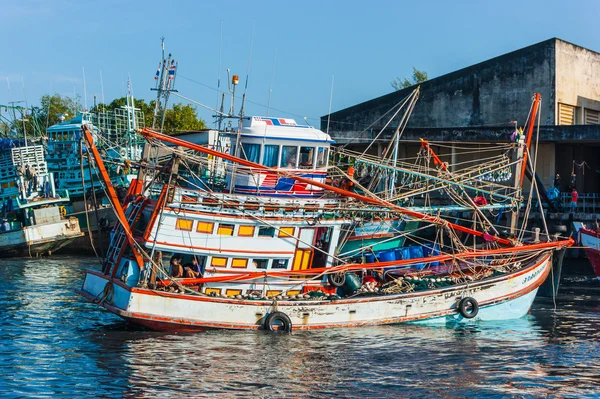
[
  {"xmin": 223, "ymin": 116, "xmax": 333, "ymax": 197},
  {"xmin": 0, "ymin": 142, "xmax": 83, "ymax": 256}
]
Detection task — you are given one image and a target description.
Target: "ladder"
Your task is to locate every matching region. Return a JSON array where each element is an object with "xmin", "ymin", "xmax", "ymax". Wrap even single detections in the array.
[{"xmin": 104, "ymin": 196, "xmax": 147, "ymax": 276}]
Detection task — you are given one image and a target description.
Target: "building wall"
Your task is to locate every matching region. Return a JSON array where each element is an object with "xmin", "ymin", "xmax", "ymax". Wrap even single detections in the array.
[
  {"xmin": 323, "ymin": 39, "xmax": 557, "ymax": 136},
  {"xmin": 555, "ymin": 40, "xmax": 600, "ymax": 124}
]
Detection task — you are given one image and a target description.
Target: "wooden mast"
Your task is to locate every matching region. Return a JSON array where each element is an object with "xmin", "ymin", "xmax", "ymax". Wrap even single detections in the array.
[{"xmin": 81, "ymin": 124, "xmax": 145, "ymax": 268}]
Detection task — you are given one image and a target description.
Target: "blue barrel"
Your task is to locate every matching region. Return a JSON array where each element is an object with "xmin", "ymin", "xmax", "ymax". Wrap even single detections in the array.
[
  {"xmin": 423, "ymin": 244, "xmax": 440, "ymax": 266},
  {"xmin": 365, "ymin": 253, "xmax": 376, "ymax": 263},
  {"xmin": 342, "ymin": 272, "xmax": 361, "ymax": 294},
  {"xmin": 409, "ymin": 246, "xmax": 425, "ymax": 269},
  {"xmin": 378, "ymin": 250, "xmax": 396, "ymax": 262},
  {"xmin": 394, "ymin": 248, "xmax": 404, "ymax": 260}
]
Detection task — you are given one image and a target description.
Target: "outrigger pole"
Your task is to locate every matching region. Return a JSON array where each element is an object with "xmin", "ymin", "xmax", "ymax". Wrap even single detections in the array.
[
  {"xmin": 139, "ymin": 127, "xmax": 514, "ymax": 246},
  {"xmin": 81, "ymin": 124, "xmax": 145, "ymax": 268}
]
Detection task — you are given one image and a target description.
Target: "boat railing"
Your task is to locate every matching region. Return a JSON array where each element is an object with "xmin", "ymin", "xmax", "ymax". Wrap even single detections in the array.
[{"xmin": 560, "ymin": 192, "xmax": 600, "ymax": 214}]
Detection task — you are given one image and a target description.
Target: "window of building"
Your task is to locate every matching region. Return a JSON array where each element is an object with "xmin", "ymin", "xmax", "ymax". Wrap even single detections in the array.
[
  {"xmin": 217, "ymin": 223, "xmax": 235, "ymax": 236},
  {"xmin": 281, "ymin": 146, "xmax": 298, "ymax": 168},
  {"xmin": 231, "ymin": 258, "xmax": 248, "ymax": 268},
  {"xmin": 278, "ymin": 227, "xmax": 295, "ymax": 238},
  {"xmin": 175, "ymin": 218, "xmax": 193, "ymax": 231},
  {"xmin": 252, "ymin": 259, "xmax": 268, "ymax": 269},
  {"xmin": 241, "ymin": 143, "xmax": 261, "ymax": 163},
  {"xmin": 211, "ymin": 257, "xmax": 228, "ymax": 267},
  {"xmin": 237, "ymin": 225, "xmax": 255, "ymax": 237},
  {"xmin": 196, "ymin": 221, "xmax": 214, "ymax": 234},
  {"xmin": 262, "ymin": 145, "xmax": 280, "ymax": 167},
  {"xmin": 299, "ymin": 147, "xmax": 315, "ymax": 169},
  {"xmin": 258, "ymin": 226, "xmax": 275, "ymax": 237},
  {"xmin": 272, "ymin": 259, "xmax": 289, "ymax": 269},
  {"xmin": 558, "ymin": 103, "xmax": 576, "ymax": 125},
  {"xmin": 585, "ymin": 108, "xmax": 600, "ymax": 125},
  {"xmin": 316, "ymin": 147, "xmax": 328, "ymax": 168}
]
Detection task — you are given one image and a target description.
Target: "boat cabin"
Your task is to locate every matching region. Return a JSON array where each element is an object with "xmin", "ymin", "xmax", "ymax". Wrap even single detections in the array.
[{"xmin": 222, "ymin": 117, "xmax": 334, "ymax": 197}]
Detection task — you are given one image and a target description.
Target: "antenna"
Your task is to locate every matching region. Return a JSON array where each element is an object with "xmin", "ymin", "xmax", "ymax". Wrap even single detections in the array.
[
  {"xmin": 266, "ymin": 49, "xmax": 277, "ymax": 117},
  {"xmin": 82, "ymin": 66, "xmax": 87, "ymax": 111},
  {"xmin": 326, "ymin": 73, "xmax": 335, "ymax": 135},
  {"xmin": 151, "ymin": 37, "xmax": 178, "ymax": 132},
  {"xmin": 215, "ymin": 20, "xmax": 223, "ymax": 128},
  {"xmin": 100, "ymin": 69, "xmax": 105, "ymax": 109},
  {"xmin": 239, "ymin": 19, "xmax": 255, "ymax": 118}
]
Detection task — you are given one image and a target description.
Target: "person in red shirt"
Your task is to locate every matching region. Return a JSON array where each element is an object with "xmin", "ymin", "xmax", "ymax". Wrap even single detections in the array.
[{"xmin": 570, "ymin": 189, "xmax": 578, "ymax": 213}]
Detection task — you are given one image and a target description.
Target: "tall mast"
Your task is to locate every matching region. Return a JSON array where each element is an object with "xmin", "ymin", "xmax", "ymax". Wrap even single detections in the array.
[
  {"xmin": 510, "ymin": 93, "xmax": 541, "ymax": 235},
  {"xmin": 151, "ymin": 37, "xmax": 178, "ymax": 132}
]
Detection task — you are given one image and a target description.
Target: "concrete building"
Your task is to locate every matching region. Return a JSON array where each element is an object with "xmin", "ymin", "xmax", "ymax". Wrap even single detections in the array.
[{"xmin": 322, "ymin": 38, "xmax": 600, "ymax": 197}]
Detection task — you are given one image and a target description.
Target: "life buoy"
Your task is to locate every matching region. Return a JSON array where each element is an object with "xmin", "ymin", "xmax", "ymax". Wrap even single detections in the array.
[
  {"xmin": 458, "ymin": 297, "xmax": 479, "ymax": 319},
  {"xmin": 264, "ymin": 311, "xmax": 292, "ymax": 332}
]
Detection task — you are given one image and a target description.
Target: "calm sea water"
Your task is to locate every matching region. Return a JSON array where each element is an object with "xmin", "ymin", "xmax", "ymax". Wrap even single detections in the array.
[{"xmin": 0, "ymin": 256, "xmax": 599, "ymax": 399}]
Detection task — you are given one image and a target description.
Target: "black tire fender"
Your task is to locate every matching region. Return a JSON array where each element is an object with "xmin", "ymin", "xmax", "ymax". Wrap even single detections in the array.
[
  {"xmin": 264, "ymin": 311, "xmax": 292, "ymax": 332},
  {"xmin": 327, "ymin": 272, "xmax": 346, "ymax": 287},
  {"xmin": 458, "ymin": 297, "xmax": 479, "ymax": 319}
]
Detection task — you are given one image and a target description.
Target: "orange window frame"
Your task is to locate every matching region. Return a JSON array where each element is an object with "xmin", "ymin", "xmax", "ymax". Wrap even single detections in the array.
[
  {"xmin": 217, "ymin": 223, "xmax": 235, "ymax": 236},
  {"xmin": 175, "ymin": 218, "xmax": 193, "ymax": 231},
  {"xmin": 278, "ymin": 227, "xmax": 295, "ymax": 238},
  {"xmin": 197, "ymin": 221, "xmax": 214, "ymax": 234},
  {"xmin": 238, "ymin": 225, "xmax": 255, "ymax": 237},
  {"xmin": 231, "ymin": 258, "xmax": 248, "ymax": 268},
  {"xmin": 211, "ymin": 257, "xmax": 228, "ymax": 267}
]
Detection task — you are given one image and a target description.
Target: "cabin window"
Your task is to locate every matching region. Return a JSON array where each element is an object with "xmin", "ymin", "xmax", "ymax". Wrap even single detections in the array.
[
  {"xmin": 299, "ymin": 147, "xmax": 315, "ymax": 169},
  {"xmin": 238, "ymin": 225, "xmax": 255, "ymax": 237},
  {"xmin": 241, "ymin": 143, "xmax": 261, "ymax": 164},
  {"xmin": 272, "ymin": 259, "xmax": 289, "ymax": 269},
  {"xmin": 175, "ymin": 218, "xmax": 193, "ymax": 231},
  {"xmin": 217, "ymin": 223, "xmax": 235, "ymax": 236},
  {"xmin": 211, "ymin": 257, "xmax": 228, "ymax": 267},
  {"xmin": 281, "ymin": 146, "xmax": 298, "ymax": 168},
  {"xmin": 253, "ymin": 259, "xmax": 268, "ymax": 269},
  {"xmin": 316, "ymin": 147, "xmax": 328, "ymax": 168},
  {"xmin": 258, "ymin": 226, "xmax": 275, "ymax": 237},
  {"xmin": 226, "ymin": 289, "xmax": 242, "ymax": 297},
  {"xmin": 205, "ymin": 288, "xmax": 221, "ymax": 296},
  {"xmin": 263, "ymin": 145, "xmax": 280, "ymax": 167},
  {"xmin": 196, "ymin": 221, "xmax": 214, "ymax": 234},
  {"xmin": 278, "ymin": 227, "xmax": 295, "ymax": 238},
  {"xmin": 266, "ymin": 290, "xmax": 282, "ymax": 297},
  {"xmin": 231, "ymin": 258, "xmax": 248, "ymax": 268}
]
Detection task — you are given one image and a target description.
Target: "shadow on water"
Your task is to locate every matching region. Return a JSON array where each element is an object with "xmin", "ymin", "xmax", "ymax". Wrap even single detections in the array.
[{"xmin": 0, "ymin": 256, "xmax": 599, "ymax": 398}]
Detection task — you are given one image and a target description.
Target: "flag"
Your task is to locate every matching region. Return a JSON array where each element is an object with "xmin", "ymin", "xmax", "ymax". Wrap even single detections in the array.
[
  {"xmin": 154, "ymin": 63, "xmax": 160, "ymax": 80},
  {"xmin": 168, "ymin": 64, "xmax": 176, "ymax": 81}
]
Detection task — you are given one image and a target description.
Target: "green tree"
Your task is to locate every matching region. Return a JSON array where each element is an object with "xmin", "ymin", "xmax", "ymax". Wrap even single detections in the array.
[
  {"xmin": 391, "ymin": 67, "xmax": 428, "ymax": 91},
  {"xmin": 162, "ymin": 103, "xmax": 206, "ymax": 133},
  {"xmin": 38, "ymin": 93, "xmax": 82, "ymax": 128},
  {"xmin": 91, "ymin": 98, "xmax": 205, "ymax": 134}
]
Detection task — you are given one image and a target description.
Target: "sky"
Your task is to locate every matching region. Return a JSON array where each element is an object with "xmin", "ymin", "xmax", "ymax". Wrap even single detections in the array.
[{"xmin": 1, "ymin": 0, "xmax": 600, "ymax": 129}]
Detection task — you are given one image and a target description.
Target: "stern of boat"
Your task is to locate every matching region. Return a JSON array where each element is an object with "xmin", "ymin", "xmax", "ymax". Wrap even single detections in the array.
[{"xmin": 76, "ymin": 270, "xmax": 133, "ymax": 315}]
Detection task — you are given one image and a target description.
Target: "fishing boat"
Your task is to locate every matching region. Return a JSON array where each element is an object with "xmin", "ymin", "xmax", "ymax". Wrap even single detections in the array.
[
  {"xmin": 76, "ymin": 92, "xmax": 573, "ymax": 331},
  {"xmin": 0, "ymin": 141, "xmax": 83, "ymax": 256},
  {"xmin": 578, "ymin": 224, "xmax": 600, "ymax": 278}
]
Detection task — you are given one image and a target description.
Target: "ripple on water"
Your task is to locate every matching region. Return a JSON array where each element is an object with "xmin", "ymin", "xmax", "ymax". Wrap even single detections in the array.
[{"xmin": 0, "ymin": 256, "xmax": 599, "ymax": 398}]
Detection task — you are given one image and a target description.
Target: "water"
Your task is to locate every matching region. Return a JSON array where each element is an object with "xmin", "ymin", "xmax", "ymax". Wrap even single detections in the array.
[{"xmin": 0, "ymin": 256, "xmax": 599, "ymax": 398}]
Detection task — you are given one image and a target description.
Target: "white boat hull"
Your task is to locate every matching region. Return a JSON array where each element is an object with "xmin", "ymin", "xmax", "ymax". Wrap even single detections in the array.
[{"xmin": 77, "ymin": 253, "xmax": 552, "ymax": 331}]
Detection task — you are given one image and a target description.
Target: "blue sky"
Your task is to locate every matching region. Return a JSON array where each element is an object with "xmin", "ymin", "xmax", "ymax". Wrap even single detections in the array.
[{"xmin": 1, "ymin": 0, "xmax": 599, "ymax": 128}]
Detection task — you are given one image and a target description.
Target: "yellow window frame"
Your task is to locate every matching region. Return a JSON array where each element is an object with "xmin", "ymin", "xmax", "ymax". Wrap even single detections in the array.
[
  {"xmin": 196, "ymin": 221, "xmax": 214, "ymax": 234},
  {"xmin": 175, "ymin": 218, "xmax": 193, "ymax": 231}
]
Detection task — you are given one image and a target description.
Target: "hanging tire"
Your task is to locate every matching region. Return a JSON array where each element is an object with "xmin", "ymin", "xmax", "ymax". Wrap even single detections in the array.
[
  {"xmin": 264, "ymin": 311, "xmax": 292, "ymax": 332},
  {"xmin": 328, "ymin": 272, "xmax": 346, "ymax": 287},
  {"xmin": 458, "ymin": 297, "xmax": 479, "ymax": 319}
]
